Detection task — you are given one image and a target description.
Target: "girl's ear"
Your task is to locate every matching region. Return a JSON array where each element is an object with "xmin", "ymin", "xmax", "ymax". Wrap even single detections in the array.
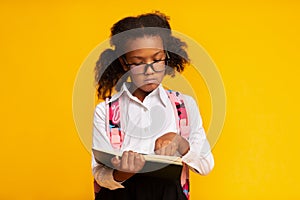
[{"xmin": 119, "ymin": 57, "xmax": 129, "ymax": 71}]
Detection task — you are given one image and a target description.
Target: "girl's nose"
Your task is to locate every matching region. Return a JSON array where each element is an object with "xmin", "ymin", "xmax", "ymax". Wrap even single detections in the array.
[{"xmin": 143, "ymin": 63, "xmax": 155, "ymax": 75}]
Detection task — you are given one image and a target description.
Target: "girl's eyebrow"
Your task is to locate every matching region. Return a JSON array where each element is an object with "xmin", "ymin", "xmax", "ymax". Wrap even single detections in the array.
[{"xmin": 128, "ymin": 50, "xmax": 164, "ymax": 59}]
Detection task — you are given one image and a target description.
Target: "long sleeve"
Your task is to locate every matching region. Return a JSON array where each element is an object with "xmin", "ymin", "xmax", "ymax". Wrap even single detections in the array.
[
  {"xmin": 92, "ymin": 102, "xmax": 124, "ymax": 190},
  {"xmin": 181, "ymin": 95, "xmax": 214, "ymax": 175}
]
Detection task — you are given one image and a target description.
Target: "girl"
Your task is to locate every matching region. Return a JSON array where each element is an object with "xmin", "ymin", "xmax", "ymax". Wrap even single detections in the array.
[{"xmin": 92, "ymin": 11, "xmax": 214, "ymax": 200}]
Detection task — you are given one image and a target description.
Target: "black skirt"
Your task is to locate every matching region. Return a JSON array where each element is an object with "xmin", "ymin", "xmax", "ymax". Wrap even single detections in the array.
[{"xmin": 95, "ymin": 173, "xmax": 187, "ymax": 200}]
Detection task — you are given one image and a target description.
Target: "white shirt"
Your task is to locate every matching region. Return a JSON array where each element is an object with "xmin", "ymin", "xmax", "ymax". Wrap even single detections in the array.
[{"xmin": 92, "ymin": 83, "xmax": 214, "ymax": 190}]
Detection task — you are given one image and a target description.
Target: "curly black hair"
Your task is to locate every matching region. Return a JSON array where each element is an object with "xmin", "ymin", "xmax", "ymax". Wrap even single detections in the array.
[{"xmin": 95, "ymin": 11, "xmax": 189, "ymax": 100}]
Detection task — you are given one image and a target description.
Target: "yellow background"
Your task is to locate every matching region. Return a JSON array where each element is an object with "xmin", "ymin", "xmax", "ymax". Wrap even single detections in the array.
[{"xmin": 1, "ymin": 0, "xmax": 299, "ymax": 199}]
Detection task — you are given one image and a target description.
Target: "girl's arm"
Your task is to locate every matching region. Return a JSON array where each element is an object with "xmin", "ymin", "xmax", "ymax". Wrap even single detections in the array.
[
  {"xmin": 154, "ymin": 95, "xmax": 214, "ymax": 175},
  {"xmin": 92, "ymin": 102, "xmax": 125, "ymax": 190},
  {"xmin": 181, "ymin": 95, "xmax": 214, "ymax": 175}
]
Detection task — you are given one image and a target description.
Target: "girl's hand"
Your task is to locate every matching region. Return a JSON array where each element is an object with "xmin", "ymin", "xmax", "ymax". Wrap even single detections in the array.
[
  {"xmin": 154, "ymin": 132, "xmax": 190, "ymax": 156},
  {"xmin": 111, "ymin": 151, "xmax": 145, "ymax": 182}
]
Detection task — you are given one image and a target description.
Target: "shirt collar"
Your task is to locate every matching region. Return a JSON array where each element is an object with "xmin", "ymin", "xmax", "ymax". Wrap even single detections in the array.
[
  {"xmin": 107, "ymin": 82, "xmax": 131, "ymax": 103},
  {"xmin": 150, "ymin": 84, "xmax": 168, "ymax": 107},
  {"xmin": 107, "ymin": 82, "xmax": 169, "ymax": 107}
]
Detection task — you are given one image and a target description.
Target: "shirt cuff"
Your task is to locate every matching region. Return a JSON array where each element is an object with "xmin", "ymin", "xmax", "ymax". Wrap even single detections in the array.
[
  {"xmin": 93, "ymin": 164, "xmax": 125, "ymax": 190},
  {"xmin": 181, "ymin": 150, "xmax": 214, "ymax": 175}
]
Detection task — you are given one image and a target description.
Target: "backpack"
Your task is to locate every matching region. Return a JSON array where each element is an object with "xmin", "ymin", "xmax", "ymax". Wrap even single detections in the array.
[{"xmin": 94, "ymin": 90, "xmax": 190, "ymax": 199}]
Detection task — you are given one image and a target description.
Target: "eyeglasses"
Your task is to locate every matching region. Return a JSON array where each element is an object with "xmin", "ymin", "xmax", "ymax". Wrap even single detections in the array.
[{"xmin": 122, "ymin": 51, "xmax": 170, "ymax": 75}]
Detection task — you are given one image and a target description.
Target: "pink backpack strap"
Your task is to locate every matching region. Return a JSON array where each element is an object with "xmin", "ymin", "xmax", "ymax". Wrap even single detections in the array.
[
  {"xmin": 166, "ymin": 90, "xmax": 190, "ymax": 200},
  {"xmin": 106, "ymin": 97, "xmax": 124, "ymax": 149},
  {"xmin": 166, "ymin": 90, "xmax": 190, "ymax": 139}
]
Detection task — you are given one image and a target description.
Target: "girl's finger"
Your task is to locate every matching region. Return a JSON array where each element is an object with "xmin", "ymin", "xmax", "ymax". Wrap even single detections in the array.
[
  {"xmin": 155, "ymin": 140, "xmax": 162, "ymax": 151},
  {"xmin": 127, "ymin": 151, "xmax": 135, "ymax": 171},
  {"xmin": 162, "ymin": 140, "xmax": 171, "ymax": 155},
  {"xmin": 140, "ymin": 154, "xmax": 145, "ymax": 163},
  {"xmin": 164, "ymin": 144, "xmax": 171, "ymax": 156},
  {"xmin": 120, "ymin": 151, "xmax": 129, "ymax": 171},
  {"xmin": 170, "ymin": 142, "xmax": 177, "ymax": 156},
  {"xmin": 133, "ymin": 153, "xmax": 140, "ymax": 170},
  {"xmin": 160, "ymin": 145, "xmax": 166, "ymax": 155},
  {"xmin": 111, "ymin": 156, "xmax": 121, "ymax": 169}
]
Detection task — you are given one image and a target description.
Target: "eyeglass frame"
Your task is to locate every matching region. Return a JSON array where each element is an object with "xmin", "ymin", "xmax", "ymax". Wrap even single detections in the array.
[{"xmin": 121, "ymin": 51, "xmax": 170, "ymax": 75}]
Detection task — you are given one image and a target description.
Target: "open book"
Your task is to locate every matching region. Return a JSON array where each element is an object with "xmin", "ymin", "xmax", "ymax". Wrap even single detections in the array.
[{"xmin": 92, "ymin": 148, "xmax": 183, "ymax": 180}]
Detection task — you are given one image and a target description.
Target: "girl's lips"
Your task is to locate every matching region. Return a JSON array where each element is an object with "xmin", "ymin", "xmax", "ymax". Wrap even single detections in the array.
[{"xmin": 144, "ymin": 79, "xmax": 158, "ymax": 84}]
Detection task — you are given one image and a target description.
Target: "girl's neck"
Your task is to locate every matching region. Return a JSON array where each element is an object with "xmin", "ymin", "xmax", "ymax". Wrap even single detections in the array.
[{"xmin": 130, "ymin": 85, "xmax": 151, "ymax": 102}]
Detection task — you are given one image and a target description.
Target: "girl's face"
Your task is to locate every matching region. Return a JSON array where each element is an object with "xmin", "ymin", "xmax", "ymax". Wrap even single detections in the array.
[{"xmin": 122, "ymin": 36, "xmax": 167, "ymax": 96}]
